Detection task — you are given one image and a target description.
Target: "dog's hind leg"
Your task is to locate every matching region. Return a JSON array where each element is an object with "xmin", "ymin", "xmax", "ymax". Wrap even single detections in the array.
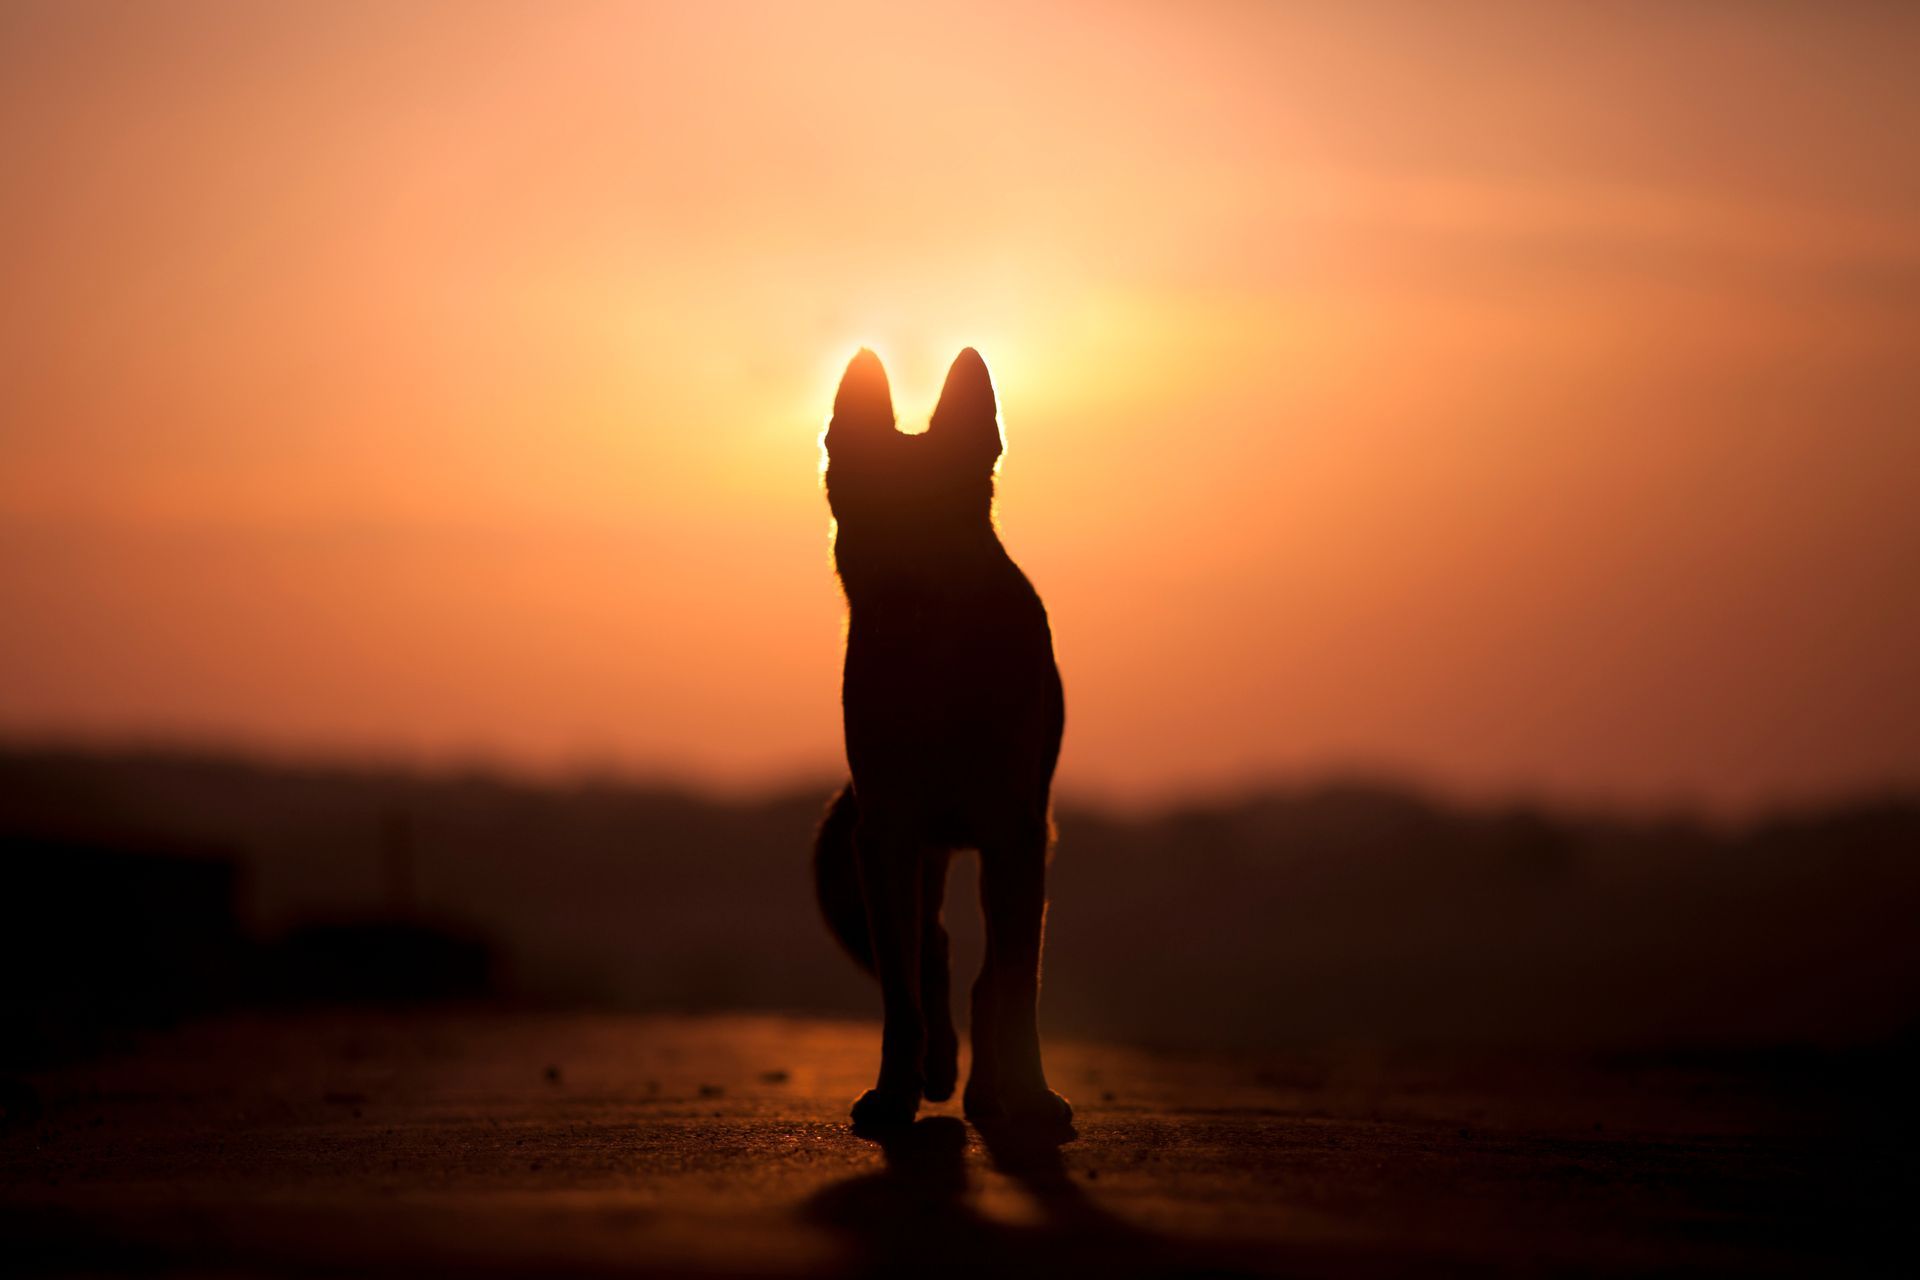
[
  {"xmin": 964, "ymin": 820, "xmax": 1072, "ymax": 1135},
  {"xmin": 849, "ymin": 806, "xmax": 925, "ymax": 1130},
  {"xmin": 920, "ymin": 850, "xmax": 959, "ymax": 1102}
]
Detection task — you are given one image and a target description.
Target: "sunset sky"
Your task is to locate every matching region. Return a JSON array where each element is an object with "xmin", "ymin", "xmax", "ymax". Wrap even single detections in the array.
[{"xmin": 2, "ymin": 1, "xmax": 1916, "ymax": 811}]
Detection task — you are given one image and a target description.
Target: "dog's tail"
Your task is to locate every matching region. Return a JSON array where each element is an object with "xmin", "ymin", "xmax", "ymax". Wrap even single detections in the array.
[{"xmin": 813, "ymin": 783, "xmax": 875, "ymax": 976}]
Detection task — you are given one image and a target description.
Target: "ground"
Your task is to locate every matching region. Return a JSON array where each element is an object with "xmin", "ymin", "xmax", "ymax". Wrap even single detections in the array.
[{"xmin": 0, "ymin": 1012, "xmax": 1906, "ymax": 1276}]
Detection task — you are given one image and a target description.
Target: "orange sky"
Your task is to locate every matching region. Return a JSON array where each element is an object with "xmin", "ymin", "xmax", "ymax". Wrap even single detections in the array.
[{"xmin": 2, "ymin": 1, "xmax": 1916, "ymax": 811}]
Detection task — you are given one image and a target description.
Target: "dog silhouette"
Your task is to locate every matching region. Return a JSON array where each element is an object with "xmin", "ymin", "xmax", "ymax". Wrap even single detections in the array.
[{"xmin": 814, "ymin": 348, "xmax": 1071, "ymax": 1136}]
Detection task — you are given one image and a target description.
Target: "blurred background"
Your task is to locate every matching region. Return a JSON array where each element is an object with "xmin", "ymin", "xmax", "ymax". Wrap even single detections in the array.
[{"xmin": 2, "ymin": 2, "xmax": 1916, "ymax": 1063}]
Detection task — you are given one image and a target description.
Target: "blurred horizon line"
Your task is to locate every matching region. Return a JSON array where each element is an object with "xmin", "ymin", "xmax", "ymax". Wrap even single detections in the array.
[{"xmin": 4, "ymin": 729, "xmax": 1913, "ymax": 827}]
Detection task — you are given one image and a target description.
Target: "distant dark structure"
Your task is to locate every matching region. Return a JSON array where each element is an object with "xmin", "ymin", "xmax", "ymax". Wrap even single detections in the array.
[
  {"xmin": 265, "ymin": 917, "xmax": 492, "ymax": 1005},
  {"xmin": 264, "ymin": 802, "xmax": 494, "ymax": 1004},
  {"xmin": 814, "ymin": 349, "xmax": 1073, "ymax": 1136},
  {"xmin": 2, "ymin": 746, "xmax": 1916, "ymax": 1057},
  {"xmin": 0, "ymin": 797, "xmax": 495, "ymax": 1070},
  {"xmin": 1, "ymin": 835, "xmax": 240, "ymax": 1068}
]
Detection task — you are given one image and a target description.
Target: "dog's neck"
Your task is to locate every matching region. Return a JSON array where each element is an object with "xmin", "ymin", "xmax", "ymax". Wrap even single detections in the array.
[{"xmin": 833, "ymin": 515, "xmax": 1008, "ymax": 605}]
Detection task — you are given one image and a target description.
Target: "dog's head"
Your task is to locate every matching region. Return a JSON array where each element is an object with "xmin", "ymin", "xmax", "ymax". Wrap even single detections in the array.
[{"xmin": 823, "ymin": 348, "xmax": 1003, "ymax": 558}]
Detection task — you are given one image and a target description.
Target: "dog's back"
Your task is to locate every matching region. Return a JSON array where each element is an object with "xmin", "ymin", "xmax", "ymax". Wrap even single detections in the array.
[{"xmin": 814, "ymin": 348, "xmax": 1071, "ymax": 1137}]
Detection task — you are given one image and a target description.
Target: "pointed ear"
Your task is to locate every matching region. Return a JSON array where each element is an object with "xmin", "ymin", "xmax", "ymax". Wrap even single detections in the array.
[
  {"xmin": 826, "ymin": 348, "xmax": 895, "ymax": 455},
  {"xmin": 928, "ymin": 347, "xmax": 1002, "ymax": 465}
]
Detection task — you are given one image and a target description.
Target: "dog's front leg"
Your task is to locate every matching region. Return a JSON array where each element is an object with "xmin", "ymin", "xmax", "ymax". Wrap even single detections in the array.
[
  {"xmin": 849, "ymin": 808, "xmax": 924, "ymax": 1129},
  {"xmin": 966, "ymin": 824, "xmax": 1073, "ymax": 1136}
]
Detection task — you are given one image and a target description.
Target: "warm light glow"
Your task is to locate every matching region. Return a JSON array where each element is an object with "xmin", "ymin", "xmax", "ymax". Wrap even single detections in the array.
[{"xmin": 1, "ymin": 1, "xmax": 1916, "ymax": 811}]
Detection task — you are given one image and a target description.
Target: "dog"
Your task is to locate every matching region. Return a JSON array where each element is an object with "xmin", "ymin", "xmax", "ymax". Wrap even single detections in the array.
[{"xmin": 813, "ymin": 348, "xmax": 1071, "ymax": 1135}]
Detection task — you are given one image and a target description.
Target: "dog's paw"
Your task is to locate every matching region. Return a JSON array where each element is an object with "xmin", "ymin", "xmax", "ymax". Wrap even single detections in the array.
[
  {"xmin": 968, "ymin": 1082, "xmax": 1073, "ymax": 1141},
  {"xmin": 1002, "ymin": 1086, "xmax": 1074, "ymax": 1137},
  {"xmin": 961, "ymin": 1077, "xmax": 1003, "ymax": 1125},
  {"xmin": 850, "ymin": 1086, "xmax": 920, "ymax": 1134}
]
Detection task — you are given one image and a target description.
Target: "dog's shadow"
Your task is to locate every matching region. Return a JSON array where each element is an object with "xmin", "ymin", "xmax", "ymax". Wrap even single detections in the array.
[{"xmin": 803, "ymin": 1118, "xmax": 1210, "ymax": 1278}]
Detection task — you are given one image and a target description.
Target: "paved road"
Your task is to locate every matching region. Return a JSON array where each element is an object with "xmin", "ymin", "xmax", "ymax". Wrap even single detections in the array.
[{"xmin": 1, "ymin": 1012, "xmax": 1905, "ymax": 1276}]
